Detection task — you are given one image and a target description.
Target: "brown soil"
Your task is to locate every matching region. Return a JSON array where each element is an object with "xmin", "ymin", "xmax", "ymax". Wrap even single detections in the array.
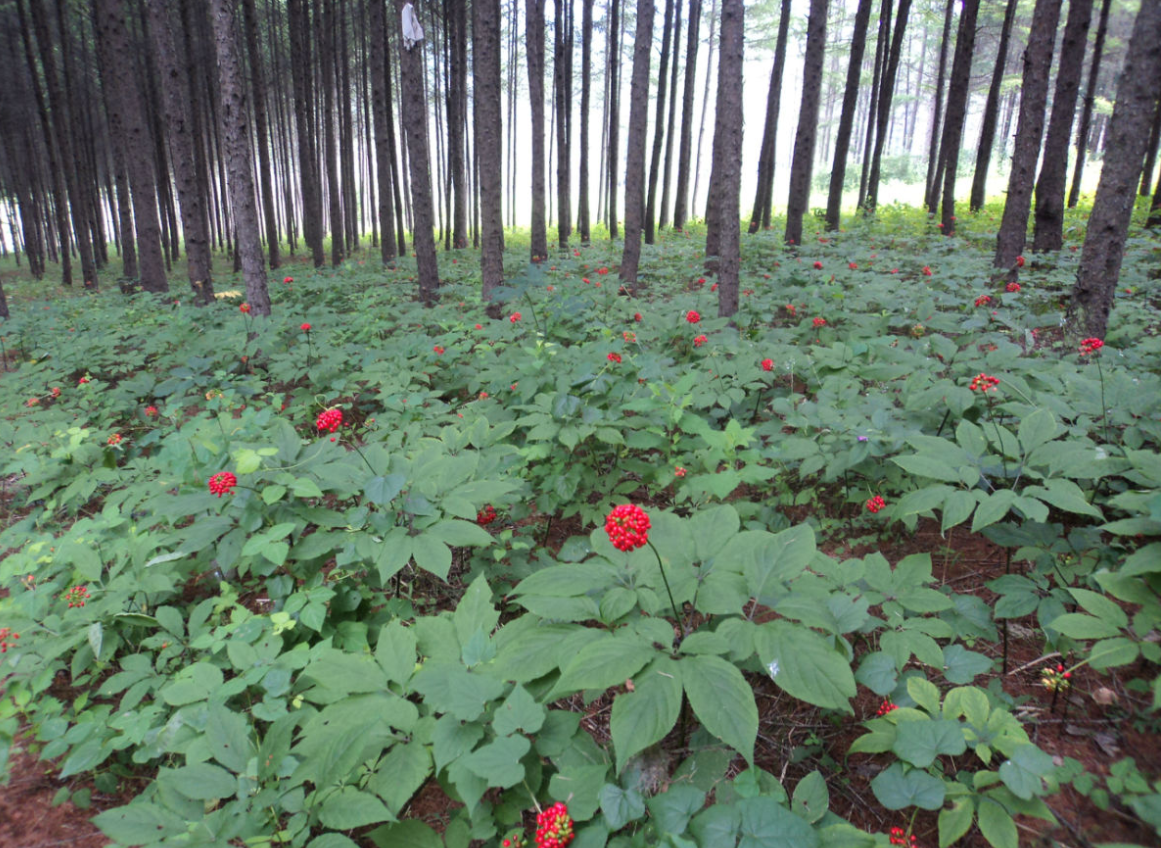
[{"xmin": 0, "ymin": 742, "xmax": 115, "ymax": 847}]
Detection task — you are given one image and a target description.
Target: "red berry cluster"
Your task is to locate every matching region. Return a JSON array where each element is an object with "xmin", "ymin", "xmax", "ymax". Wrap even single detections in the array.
[
  {"xmin": 208, "ymin": 471, "xmax": 238, "ymax": 497},
  {"xmin": 623, "ymin": 331, "xmax": 636, "ymax": 343},
  {"xmin": 693, "ymin": 335, "xmax": 707, "ymax": 347},
  {"xmin": 317, "ymin": 407, "xmax": 343, "ymax": 433},
  {"xmin": 536, "ymin": 802, "xmax": 575, "ymax": 848},
  {"xmin": 605, "ymin": 504, "xmax": 651, "ymax": 552},
  {"xmin": 761, "ymin": 358, "xmax": 774, "ymax": 372},
  {"xmin": 51, "ymin": 386, "xmax": 61, "ymax": 398},
  {"xmin": 240, "ymin": 303, "xmax": 252, "ymax": 313},
  {"xmin": 865, "ymin": 495, "xmax": 886, "ymax": 513},
  {"xmin": 876, "ymin": 700, "xmax": 898, "ymax": 717},
  {"xmin": 889, "ymin": 827, "xmax": 917, "ymax": 846},
  {"xmin": 510, "ymin": 312, "xmax": 522, "ymax": 323},
  {"xmin": 62, "ymin": 585, "xmax": 90, "ymax": 608},
  {"xmin": 107, "ymin": 433, "xmax": 122, "ymax": 446},
  {"xmin": 0, "ymin": 627, "xmax": 20, "ymax": 653},
  {"xmin": 813, "ymin": 261, "xmax": 823, "ymax": 270},
  {"xmin": 1041, "ymin": 663, "xmax": 1072, "ymax": 692},
  {"xmin": 785, "ymin": 304, "xmax": 797, "ymax": 317},
  {"xmin": 501, "ymin": 830, "xmax": 527, "ymax": 848},
  {"xmin": 1079, "ymin": 337, "xmax": 1104, "ymax": 356},
  {"xmin": 686, "ymin": 310, "xmax": 701, "ymax": 324},
  {"xmin": 813, "ymin": 317, "xmax": 827, "ymax": 328},
  {"xmin": 607, "ymin": 352, "xmax": 622, "ymax": 364},
  {"xmin": 969, "ymin": 373, "xmax": 1001, "ymax": 393},
  {"xmin": 434, "ymin": 345, "xmax": 446, "ymax": 355},
  {"xmin": 1005, "ymin": 282, "xmax": 1021, "ymax": 293},
  {"xmin": 974, "ymin": 295, "xmax": 991, "ymax": 307},
  {"xmin": 477, "ymin": 505, "xmax": 497, "ymax": 526},
  {"xmin": 301, "ymin": 322, "xmax": 312, "ymax": 331},
  {"xmin": 145, "ymin": 406, "xmax": 159, "ymax": 417}
]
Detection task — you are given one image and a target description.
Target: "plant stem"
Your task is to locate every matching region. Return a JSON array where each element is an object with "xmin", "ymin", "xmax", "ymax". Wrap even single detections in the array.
[
  {"xmin": 646, "ymin": 539, "xmax": 685, "ymax": 638},
  {"xmin": 1096, "ymin": 357, "xmax": 1110, "ymax": 447}
]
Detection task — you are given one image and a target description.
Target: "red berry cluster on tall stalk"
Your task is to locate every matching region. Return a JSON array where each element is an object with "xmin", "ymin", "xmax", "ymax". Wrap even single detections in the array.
[
  {"xmin": 477, "ymin": 505, "xmax": 497, "ymax": 526},
  {"xmin": 865, "ymin": 495, "xmax": 887, "ymax": 514},
  {"xmin": 208, "ymin": 471, "xmax": 238, "ymax": 497},
  {"xmin": 535, "ymin": 802, "xmax": 575, "ymax": 848},
  {"xmin": 1079, "ymin": 337, "xmax": 1104, "ymax": 356},
  {"xmin": 0, "ymin": 627, "xmax": 20, "ymax": 653},
  {"xmin": 317, "ymin": 407, "xmax": 343, "ymax": 433},
  {"xmin": 62, "ymin": 586, "xmax": 90, "ymax": 608},
  {"xmin": 605, "ymin": 504, "xmax": 651, "ymax": 552},
  {"xmin": 969, "ymin": 374, "xmax": 1001, "ymax": 393},
  {"xmin": 889, "ymin": 826, "xmax": 917, "ymax": 846}
]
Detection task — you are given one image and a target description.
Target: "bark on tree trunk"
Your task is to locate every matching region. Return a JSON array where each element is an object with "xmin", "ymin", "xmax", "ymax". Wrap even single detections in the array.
[
  {"xmin": 825, "ymin": 0, "xmax": 875, "ymax": 231},
  {"xmin": 1070, "ymin": 0, "xmax": 1161, "ymax": 338},
  {"xmin": 938, "ymin": 0, "xmax": 979, "ymax": 235},
  {"xmin": 1138, "ymin": 98, "xmax": 1161, "ymax": 196},
  {"xmin": 644, "ymin": 0, "xmax": 674, "ymax": 244},
  {"xmin": 923, "ymin": 0, "xmax": 955, "ymax": 213},
  {"xmin": 784, "ymin": 0, "xmax": 829, "ymax": 246},
  {"xmin": 321, "ymin": 0, "xmax": 345, "ymax": 265},
  {"xmin": 857, "ymin": 0, "xmax": 890, "ymax": 212},
  {"xmin": 210, "ymin": 0, "xmax": 271, "ymax": 315},
  {"xmin": 969, "ymin": 0, "xmax": 1018, "ymax": 212},
  {"xmin": 864, "ymin": 0, "xmax": 911, "ymax": 213},
  {"xmin": 1069, "ymin": 0, "xmax": 1113, "ymax": 207},
  {"xmin": 619, "ymin": 0, "xmax": 654, "ymax": 285},
  {"xmin": 27, "ymin": 0, "xmax": 98, "ymax": 288},
  {"xmin": 242, "ymin": 0, "xmax": 281, "ymax": 269},
  {"xmin": 554, "ymin": 0, "xmax": 573, "ymax": 246},
  {"xmin": 528, "ymin": 0, "xmax": 549, "ymax": 259},
  {"xmin": 397, "ymin": 0, "xmax": 440, "ymax": 305},
  {"xmin": 289, "ymin": 0, "xmax": 326, "ymax": 266},
  {"xmin": 1032, "ymin": 0, "xmax": 1093, "ymax": 251},
  {"xmin": 474, "ymin": 0, "xmax": 504, "ymax": 300},
  {"xmin": 146, "ymin": 0, "xmax": 214, "ymax": 303},
  {"xmin": 747, "ymin": 0, "xmax": 791, "ymax": 233},
  {"xmin": 658, "ymin": 0, "xmax": 682, "ymax": 231},
  {"xmin": 994, "ymin": 0, "xmax": 1061, "ymax": 270},
  {"xmin": 711, "ymin": 0, "xmax": 743, "ymax": 318},
  {"xmin": 94, "ymin": 0, "xmax": 168, "ymax": 293},
  {"xmin": 577, "ymin": 0, "xmax": 594, "ymax": 242},
  {"xmin": 448, "ymin": 0, "xmax": 469, "ymax": 248},
  {"xmin": 673, "ymin": 0, "xmax": 701, "ymax": 231},
  {"xmin": 606, "ymin": 0, "xmax": 621, "ymax": 237},
  {"xmin": 370, "ymin": 0, "xmax": 399, "ymax": 263}
]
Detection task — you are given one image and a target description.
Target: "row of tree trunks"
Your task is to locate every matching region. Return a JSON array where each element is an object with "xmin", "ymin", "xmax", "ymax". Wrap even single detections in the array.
[
  {"xmin": 747, "ymin": 0, "xmax": 790, "ymax": 234},
  {"xmin": 672, "ymin": 0, "xmax": 701, "ymax": 231},
  {"xmin": 618, "ymin": 0, "xmax": 654, "ymax": 286},
  {"xmin": 937, "ymin": 0, "xmax": 979, "ymax": 235},
  {"xmin": 970, "ymin": 0, "xmax": 1019, "ymax": 212},
  {"xmin": 709, "ymin": 0, "xmax": 743, "ymax": 317},
  {"xmin": 824, "ymin": 0, "xmax": 875, "ymax": 232},
  {"xmin": 784, "ymin": 0, "xmax": 828, "ymax": 246},
  {"xmin": 1069, "ymin": 0, "xmax": 1114, "ymax": 207}
]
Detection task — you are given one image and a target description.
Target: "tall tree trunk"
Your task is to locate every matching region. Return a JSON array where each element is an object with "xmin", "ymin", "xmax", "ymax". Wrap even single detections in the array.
[
  {"xmin": 321, "ymin": 0, "xmax": 344, "ymax": 265},
  {"xmin": 448, "ymin": 0, "xmax": 469, "ymax": 248},
  {"xmin": 711, "ymin": 0, "xmax": 743, "ymax": 317},
  {"xmin": 969, "ymin": 0, "xmax": 1018, "ymax": 212},
  {"xmin": 658, "ymin": 0, "xmax": 682, "ymax": 231},
  {"xmin": 577, "ymin": 0, "xmax": 594, "ymax": 242},
  {"xmin": 108, "ymin": 135, "xmax": 138, "ymax": 282},
  {"xmin": 1032, "ymin": 0, "xmax": 1093, "ymax": 250},
  {"xmin": 673, "ymin": 0, "xmax": 701, "ymax": 230},
  {"xmin": 1069, "ymin": 0, "xmax": 1113, "ymax": 207},
  {"xmin": 1138, "ymin": 99, "xmax": 1161, "ymax": 196},
  {"xmin": 94, "ymin": 0, "xmax": 167, "ymax": 292},
  {"xmin": 924, "ymin": 0, "xmax": 955, "ymax": 213},
  {"xmin": 397, "ymin": 0, "xmax": 440, "ymax": 304},
  {"xmin": 474, "ymin": 0, "xmax": 504, "ymax": 300},
  {"xmin": 242, "ymin": 0, "xmax": 281, "ymax": 269},
  {"xmin": 825, "ymin": 0, "xmax": 875, "ymax": 231},
  {"xmin": 619, "ymin": 0, "xmax": 654, "ymax": 285},
  {"xmin": 210, "ymin": 0, "xmax": 271, "ymax": 314},
  {"xmin": 784, "ymin": 0, "xmax": 829, "ymax": 246},
  {"xmin": 15, "ymin": 0, "xmax": 72, "ymax": 286},
  {"xmin": 644, "ymin": 0, "xmax": 675, "ymax": 244},
  {"xmin": 554, "ymin": 0, "xmax": 573, "ymax": 246},
  {"xmin": 747, "ymin": 0, "xmax": 791, "ymax": 233},
  {"xmin": 27, "ymin": 0, "xmax": 98, "ymax": 288},
  {"xmin": 691, "ymin": 0, "xmax": 718, "ymax": 214},
  {"xmin": 289, "ymin": 0, "xmax": 325, "ymax": 265},
  {"xmin": 937, "ymin": 0, "xmax": 979, "ymax": 235},
  {"xmin": 1070, "ymin": 0, "xmax": 1161, "ymax": 338},
  {"xmin": 146, "ymin": 0, "xmax": 214, "ymax": 302},
  {"xmin": 994, "ymin": 0, "xmax": 1061, "ymax": 269},
  {"xmin": 865, "ymin": 0, "xmax": 911, "ymax": 213},
  {"xmin": 857, "ymin": 0, "xmax": 890, "ymax": 211},
  {"xmin": 528, "ymin": 0, "xmax": 548, "ymax": 259},
  {"xmin": 606, "ymin": 0, "xmax": 621, "ymax": 237},
  {"xmin": 370, "ymin": 0, "xmax": 399, "ymax": 263}
]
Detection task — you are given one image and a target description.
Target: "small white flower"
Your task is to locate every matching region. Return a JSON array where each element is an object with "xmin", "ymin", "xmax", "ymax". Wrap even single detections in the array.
[{"xmin": 766, "ymin": 659, "xmax": 781, "ymax": 679}]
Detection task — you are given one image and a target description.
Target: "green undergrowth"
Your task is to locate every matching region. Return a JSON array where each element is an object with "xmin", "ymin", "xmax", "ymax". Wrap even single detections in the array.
[{"xmin": 1, "ymin": 204, "xmax": 1160, "ymax": 848}]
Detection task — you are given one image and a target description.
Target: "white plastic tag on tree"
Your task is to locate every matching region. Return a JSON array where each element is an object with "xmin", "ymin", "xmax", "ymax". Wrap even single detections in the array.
[{"xmin": 402, "ymin": 2, "xmax": 424, "ymax": 50}]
